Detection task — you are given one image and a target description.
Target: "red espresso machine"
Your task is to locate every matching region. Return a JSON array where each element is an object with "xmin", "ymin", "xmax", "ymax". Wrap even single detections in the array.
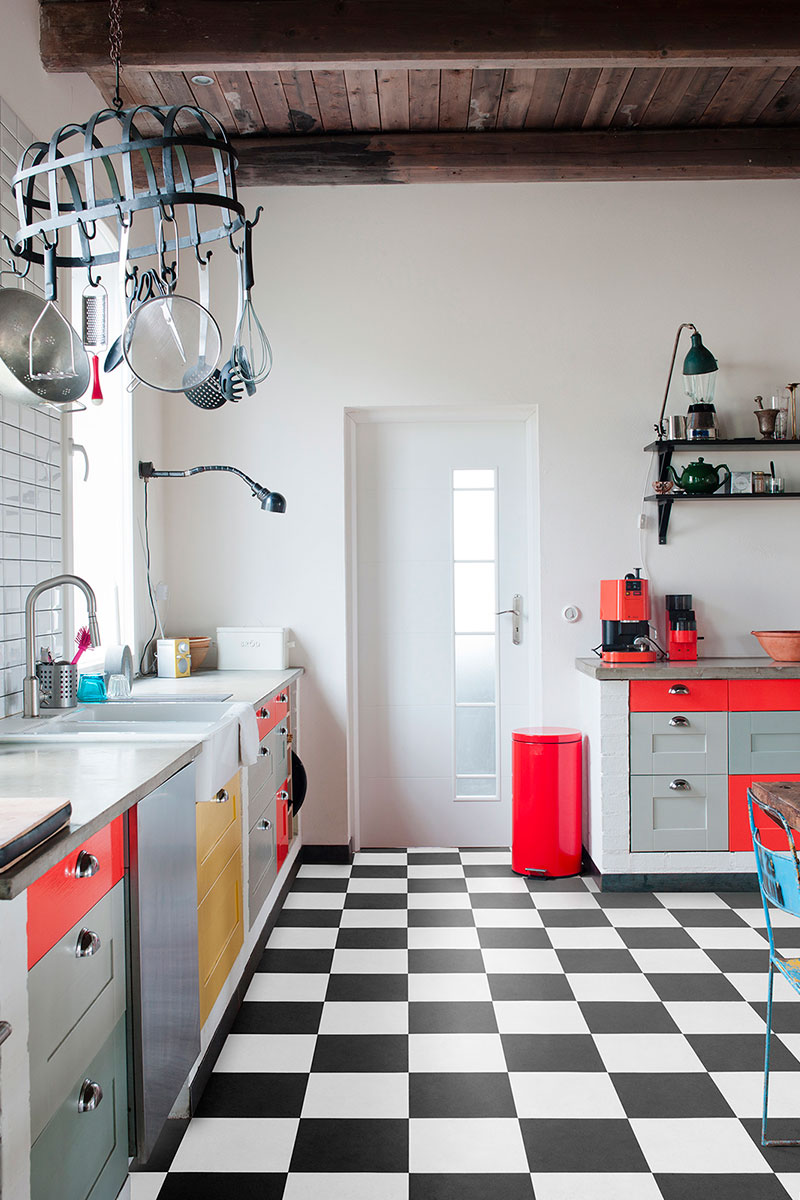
[{"xmin": 600, "ymin": 569, "xmax": 657, "ymax": 665}]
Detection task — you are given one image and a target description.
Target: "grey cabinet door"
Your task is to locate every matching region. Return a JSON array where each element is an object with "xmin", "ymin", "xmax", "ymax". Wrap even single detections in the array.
[
  {"xmin": 630, "ymin": 712, "xmax": 728, "ymax": 776},
  {"xmin": 630, "ymin": 774, "xmax": 729, "ymax": 851},
  {"xmin": 248, "ymin": 788, "xmax": 278, "ymax": 928},
  {"xmin": 729, "ymin": 711, "xmax": 800, "ymax": 774}
]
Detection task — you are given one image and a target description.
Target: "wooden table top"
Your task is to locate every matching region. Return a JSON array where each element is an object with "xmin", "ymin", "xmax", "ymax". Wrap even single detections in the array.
[{"xmin": 751, "ymin": 781, "xmax": 800, "ymax": 834}]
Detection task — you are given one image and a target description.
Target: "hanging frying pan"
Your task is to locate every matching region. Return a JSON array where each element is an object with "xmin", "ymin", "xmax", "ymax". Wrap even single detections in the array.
[{"xmin": 290, "ymin": 749, "xmax": 307, "ymax": 814}]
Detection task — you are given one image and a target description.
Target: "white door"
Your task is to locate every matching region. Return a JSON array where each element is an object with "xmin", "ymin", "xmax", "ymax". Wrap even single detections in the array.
[{"xmin": 353, "ymin": 414, "xmax": 535, "ymax": 848}]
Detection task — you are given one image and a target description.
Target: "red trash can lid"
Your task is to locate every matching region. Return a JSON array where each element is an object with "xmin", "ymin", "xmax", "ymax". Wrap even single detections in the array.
[{"xmin": 512, "ymin": 726, "xmax": 582, "ymax": 744}]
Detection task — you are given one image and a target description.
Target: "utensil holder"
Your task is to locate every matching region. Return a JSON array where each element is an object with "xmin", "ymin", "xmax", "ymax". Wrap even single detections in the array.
[{"xmin": 35, "ymin": 661, "xmax": 78, "ymax": 708}]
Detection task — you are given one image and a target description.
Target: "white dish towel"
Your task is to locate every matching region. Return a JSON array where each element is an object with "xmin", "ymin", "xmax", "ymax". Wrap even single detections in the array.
[{"xmin": 194, "ymin": 702, "xmax": 261, "ymax": 802}]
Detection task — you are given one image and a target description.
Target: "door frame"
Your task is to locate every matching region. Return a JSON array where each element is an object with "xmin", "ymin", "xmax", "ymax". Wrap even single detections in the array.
[{"xmin": 344, "ymin": 405, "xmax": 542, "ymax": 851}]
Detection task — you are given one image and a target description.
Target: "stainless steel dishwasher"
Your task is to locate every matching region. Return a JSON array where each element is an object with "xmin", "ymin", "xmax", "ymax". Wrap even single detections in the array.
[{"xmin": 127, "ymin": 763, "xmax": 200, "ymax": 1162}]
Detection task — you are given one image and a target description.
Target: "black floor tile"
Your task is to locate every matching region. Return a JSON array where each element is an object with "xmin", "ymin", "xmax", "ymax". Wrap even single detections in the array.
[
  {"xmin": 408, "ymin": 879, "xmax": 468, "ymax": 893},
  {"xmin": 335, "ymin": 927, "xmax": 408, "ymax": 949},
  {"xmin": 647, "ymin": 973, "xmax": 743, "ymax": 1002},
  {"xmin": 741, "ymin": 1116, "xmax": 800, "ymax": 1170},
  {"xmin": 525, "ymin": 877, "xmax": 589, "ymax": 892},
  {"xmin": 611, "ymin": 1071, "xmax": 735, "ymax": 1118},
  {"xmin": 291, "ymin": 878, "xmax": 349, "ymax": 892},
  {"xmin": 463, "ymin": 864, "xmax": 516, "ymax": 877},
  {"xmin": 325, "ymin": 973, "xmax": 408, "ymax": 1001},
  {"xmin": 768, "ymin": 930, "xmax": 800, "ymax": 951},
  {"xmin": 290, "ymin": 1118, "xmax": 408, "ymax": 1172},
  {"xmin": 409, "ymin": 1072, "xmax": 516, "ymax": 1117},
  {"xmin": 595, "ymin": 892, "xmax": 664, "ymax": 908},
  {"xmin": 156, "ymin": 1174, "xmax": 287, "ymax": 1199},
  {"xmin": 311, "ymin": 1034, "xmax": 408, "ymax": 1072},
  {"xmin": 688, "ymin": 1032, "xmax": 799, "ymax": 1071},
  {"xmin": 488, "ymin": 974, "xmax": 574, "ymax": 1001},
  {"xmin": 276, "ymin": 909, "xmax": 342, "ymax": 928},
  {"xmin": 409, "ymin": 909, "xmax": 475, "ymax": 927},
  {"xmin": 520, "ymin": 1117, "xmax": 649, "ymax": 1172},
  {"xmin": 501, "ymin": 1033, "xmax": 605, "ymax": 1072},
  {"xmin": 194, "ymin": 1072, "xmax": 307, "ymax": 1118},
  {"xmin": 672, "ymin": 908, "xmax": 749, "ymax": 927},
  {"xmin": 539, "ymin": 909, "xmax": 611, "ymax": 927},
  {"xmin": 656, "ymin": 1175, "xmax": 791, "ymax": 1200},
  {"xmin": 231, "ymin": 1001, "xmax": 323, "ymax": 1035},
  {"xmin": 409, "ymin": 852, "xmax": 461, "ymax": 865},
  {"xmin": 555, "ymin": 949, "xmax": 640, "ymax": 973},
  {"xmin": 618, "ymin": 927, "xmax": 698, "ymax": 949},
  {"xmin": 344, "ymin": 893, "xmax": 408, "ymax": 909},
  {"xmin": 469, "ymin": 893, "xmax": 536, "ymax": 909},
  {"xmin": 477, "ymin": 928, "xmax": 551, "ymax": 949},
  {"xmin": 718, "ymin": 892, "xmax": 764, "ymax": 908},
  {"xmin": 751, "ymin": 1000, "xmax": 800, "ymax": 1032},
  {"xmin": 350, "ymin": 864, "xmax": 408, "ymax": 878},
  {"xmin": 409, "ymin": 1001, "xmax": 498, "ymax": 1034},
  {"xmin": 409, "ymin": 1174, "xmax": 534, "ymax": 1200},
  {"xmin": 579, "ymin": 1001, "xmax": 680, "ymax": 1034},
  {"xmin": 705, "ymin": 949, "xmax": 769, "ymax": 972},
  {"xmin": 408, "ymin": 949, "xmax": 485, "ymax": 973},
  {"xmin": 257, "ymin": 948, "xmax": 334, "ymax": 974}
]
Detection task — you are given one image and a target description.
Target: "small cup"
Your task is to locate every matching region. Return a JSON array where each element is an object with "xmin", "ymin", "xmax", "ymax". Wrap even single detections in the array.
[
  {"xmin": 767, "ymin": 476, "xmax": 785, "ymax": 494},
  {"xmin": 76, "ymin": 672, "xmax": 107, "ymax": 702},
  {"xmin": 107, "ymin": 673, "xmax": 131, "ymax": 699}
]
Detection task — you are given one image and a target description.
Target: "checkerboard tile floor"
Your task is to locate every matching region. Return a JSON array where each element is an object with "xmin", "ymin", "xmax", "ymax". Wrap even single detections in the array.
[{"xmin": 129, "ymin": 850, "xmax": 800, "ymax": 1200}]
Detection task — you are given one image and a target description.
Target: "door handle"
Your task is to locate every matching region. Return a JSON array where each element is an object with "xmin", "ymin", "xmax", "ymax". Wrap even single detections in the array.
[
  {"xmin": 496, "ymin": 594, "xmax": 522, "ymax": 645},
  {"xmin": 669, "ymin": 715, "xmax": 690, "ymax": 727},
  {"xmin": 670, "ymin": 778, "xmax": 690, "ymax": 790},
  {"xmin": 668, "ymin": 684, "xmax": 689, "ymax": 695}
]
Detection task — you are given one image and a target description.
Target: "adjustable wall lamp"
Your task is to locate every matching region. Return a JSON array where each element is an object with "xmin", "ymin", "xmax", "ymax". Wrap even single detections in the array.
[{"xmin": 138, "ymin": 461, "xmax": 286, "ymax": 512}]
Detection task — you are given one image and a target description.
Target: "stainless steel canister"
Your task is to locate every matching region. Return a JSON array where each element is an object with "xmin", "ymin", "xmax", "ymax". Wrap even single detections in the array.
[
  {"xmin": 668, "ymin": 414, "xmax": 687, "ymax": 440},
  {"xmin": 35, "ymin": 661, "xmax": 78, "ymax": 708}
]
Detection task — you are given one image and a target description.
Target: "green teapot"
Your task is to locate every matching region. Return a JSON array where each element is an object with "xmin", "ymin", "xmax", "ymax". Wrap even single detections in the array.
[{"xmin": 668, "ymin": 456, "xmax": 731, "ymax": 494}]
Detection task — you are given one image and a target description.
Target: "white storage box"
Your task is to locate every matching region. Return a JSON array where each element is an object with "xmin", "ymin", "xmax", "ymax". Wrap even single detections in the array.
[{"xmin": 216, "ymin": 626, "xmax": 289, "ymax": 670}]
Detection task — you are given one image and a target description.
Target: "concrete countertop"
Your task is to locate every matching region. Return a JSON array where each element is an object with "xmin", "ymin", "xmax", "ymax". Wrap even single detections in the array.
[
  {"xmin": 0, "ymin": 667, "xmax": 303, "ymax": 899},
  {"xmin": 576, "ymin": 656, "xmax": 800, "ymax": 681}
]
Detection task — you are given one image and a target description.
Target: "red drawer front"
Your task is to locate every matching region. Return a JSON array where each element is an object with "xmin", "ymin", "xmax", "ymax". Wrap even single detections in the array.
[
  {"xmin": 729, "ymin": 680, "xmax": 800, "ymax": 712},
  {"xmin": 276, "ymin": 777, "xmax": 290, "ymax": 870},
  {"xmin": 27, "ymin": 817, "xmax": 124, "ymax": 969},
  {"xmin": 256, "ymin": 691, "xmax": 290, "ymax": 740},
  {"xmin": 629, "ymin": 680, "xmax": 728, "ymax": 712},
  {"xmin": 728, "ymin": 775, "xmax": 800, "ymax": 852}
]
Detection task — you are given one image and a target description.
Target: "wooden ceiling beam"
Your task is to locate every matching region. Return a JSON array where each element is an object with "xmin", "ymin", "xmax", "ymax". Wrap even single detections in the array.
[
  {"xmin": 230, "ymin": 127, "xmax": 800, "ymax": 185},
  {"xmin": 40, "ymin": 1, "xmax": 800, "ymax": 74}
]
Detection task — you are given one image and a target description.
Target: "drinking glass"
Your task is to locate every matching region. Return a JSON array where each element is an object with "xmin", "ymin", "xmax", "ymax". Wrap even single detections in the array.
[{"xmin": 772, "ymin": 393, "xmax": 789, "ymax": 440}]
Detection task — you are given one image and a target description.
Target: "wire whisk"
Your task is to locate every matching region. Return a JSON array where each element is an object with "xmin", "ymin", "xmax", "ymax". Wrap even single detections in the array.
[{"xmin": 233, "ymin": 217, "xmax": 272, "ymax": 388}]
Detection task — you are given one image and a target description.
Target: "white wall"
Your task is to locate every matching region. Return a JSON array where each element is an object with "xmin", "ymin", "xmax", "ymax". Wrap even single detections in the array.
[{"xmin": 161, "ymin": 179, "xmax": 800, "ymax": 845}]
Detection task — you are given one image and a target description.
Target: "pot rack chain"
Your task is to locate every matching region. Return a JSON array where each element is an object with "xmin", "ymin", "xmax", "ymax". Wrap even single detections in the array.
[{"xmin": 109, "ymin": 0, "xmax": 124, "ymax": 110}]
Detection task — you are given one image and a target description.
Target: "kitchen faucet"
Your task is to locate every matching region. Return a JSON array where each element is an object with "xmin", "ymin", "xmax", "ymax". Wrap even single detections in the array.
[{"xmin": 23, "ymin": 574, "xmax": 100, "ymax": 718}]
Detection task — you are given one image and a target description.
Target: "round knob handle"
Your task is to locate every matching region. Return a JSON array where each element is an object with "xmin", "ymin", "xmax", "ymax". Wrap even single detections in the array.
[
  {"xmin": 258, "ymin": 707, "xmax": 270, "ymax": 719},
  {"xmin": 277, "ymin": 693, "xmax": 288, "ymax": 703},
  {"xmin": 670, "ymin": 778, "xmax": 690, "ymax": 790},
  {"xmin": 259, "ymin": 746, "xmax": 271, "ymax": 757},
  {"xmin": 277, "ymin": 789, "xmax": 289, "ymax": 802},
  {"xmin": 669, "ymin": 715, "xmax": 690, "ymax": 727},
  {"xmin": 75, "ymin": 929, "xmax": 101, "ymax": 958},
  {"xmin": 73, "ymin": 852, "xmax": 99, "ymax": 879},
  {"xmin": 668, "ymin": 684, "xmax": 690, "ymax": 695},
  {"xmin": 278, "ymin": 726, "xmax": 288, "ymax": 737},
  {"xmin": 257, "ymin": 818, "xmax": 272, "ymax": 831},
  {"xmin": 77, "ymin": 1079, "xmax": 103, "ymax": 1113},
  {"xmin": 213, "ymin": 789, "xmax": 229, "ymax": 804}
]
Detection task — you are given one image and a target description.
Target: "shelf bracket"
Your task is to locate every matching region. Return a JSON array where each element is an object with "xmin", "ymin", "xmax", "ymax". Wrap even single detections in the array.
[{"xmin": 657, "ymin": 496, "xmax": 674, "ymax": 544}]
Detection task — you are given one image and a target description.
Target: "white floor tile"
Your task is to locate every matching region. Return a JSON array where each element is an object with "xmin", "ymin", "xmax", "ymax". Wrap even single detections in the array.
[
  {"xmin": 583, "ymin": 878, "xmax": 600, "ymax": 893},
  {"xmin": 531, "ymin": 1174, "xmax": 662, "ymax": 1200},
  {"xmin": 565, "ymin": 973, "xmax": 660, "ymax": 1002},
  {"xmin": 213, "ymin": 1034, "xmax": 316, "ymax": 1074},
  {"xmin": 653, "ymin": 892, "xmax": 729, "ymax": 909},
  {"xmin": 630, "ymin": 1116, "xmax": 772, "ymax": 1173},
  {"xmin": 409, "ymin": 1117, "xmax": 528, "ymax": 1172},
  {"xmin": 593, "ymin": 1033, "xmax": 705, "ymax": 1073},
  {"xmin": 411, "ymin": 847, "xmax": 457, "ymax": 853},
  {"xmin": 727, "ymin": 972, "xmax": 798, "ymax": 1003},
  {"xmin": 776, "ymin": 1174, "xmax": 800, "ymax": 1199},
  {"xmin": 546, "ymin": 927, "xmax": 626, "ymax": 950},
  {"xmin": 779, "ymin": 1034, "xmax": 800, "ymax": 1063},
  {"xmin": 407, "ymin": 927, "xmax": 481, "ymax": 950},
  {"xmin": 472, "ymin": 908, "xmax": 543, "ymax": 928},
  {"xmin": 603, "ymin": 909, "xmax": 680, "ymax": 928},
  {"xmin": 407, "ymin": 865, "xmax": 465, "ymax": 879},
  {"xmin": 354, "ymin": 853, "xmax": 408, "ymax": 865},
  {"xmin": 510, "ymin": 1071, "xmax": 624, "ymax": 1118},
  {"xmin": 711, "ymin": 1069, "xmax": 800, "ymax": 1117},
  {"xmin": 319, "ymin": 1002, "xmax": 408, "ymax": 1035},
  {"xmin": 284, "ymin": 1174, "xmax": 408, "ymax": 1200},
  {"xmin": 339, "ymin": 909, "xmax": 408, "ymax": 928},
  {"xmin": 407, "ymin": 893, "xmax": 472, "ymax": 910},
  {"xmin": 493, "ymin": 1001, "xmax": 589, "ymax": 1034},
  {"xmin": 347, "ymin": 878, "xmax": 408, "ymax": 893},
  {"xmin": 460, "ymin": 851, "xmax": 511, "ymax": 865},
  {"xmin": 684, "ymin": 926, "xmax": 769, "ymax": 950},
  {"xmin": 531, "ymin": 892, "xmax": 600, "ymax": 910},
  {"xmin": 301, "ymin": 1072, "xmax": 409, "ymax": 1118},
  {"xmin": 170, "ymin": 1117, "xmax": 298, "ymax": 1172},
  {"xmin": 266, "ymin": 926, "xmax": 339, "ymax": 949},
  {"xmin": 331, "ymin": 949, "xmax": 409, "ymax": 973},
  {"xmin": 664, "ymin": 1001, "xmax": 765, "ymax": 1034},
  {"xmin": 297, "ymin": 864, "xmax": 353, "ymax": 878},
  {"xmin": 465, "ymin": 877, "xmax": 530, "ymax": 893},
  {"xmin": 283, "ymin": 891, "xmax": 347, "ymax": 910},
  {"xmin": 127, "ymin": 1174, "xmax": 167, "ymax": 1200},
  {"xmin": 408, "ymin": 1033, "xmax": 506, "ymax": 1072},
  {"xmin": 481, "ymin": 948, "xmax": 562, "ymax": 974},
  {"xmin": 738, "ymin": 907, "xmax": 798, "ymax": 928},
  {"xmin": 408, "ymin": 974, "xmax": 491, "ymax": 1002},
  {"xmin": 630, "ymin": 948, "xmax": 719, "ymax": 974},
  {"xmin": 244, "ymin": 974, "xmax": 329, "ymax": 1002}
]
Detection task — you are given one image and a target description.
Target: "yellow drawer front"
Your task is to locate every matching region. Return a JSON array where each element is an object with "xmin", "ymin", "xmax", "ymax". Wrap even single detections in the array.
[
  {"xmin": 196, "ymin": 772, "xmax": 242, "ymax": 905},
  {"xmin": 198, "ymin": 847, "xmax": 244, "ymax": 1026}
]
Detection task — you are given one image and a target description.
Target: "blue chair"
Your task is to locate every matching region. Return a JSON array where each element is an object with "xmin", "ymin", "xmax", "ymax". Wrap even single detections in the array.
[{"xmin": 749, "ymin": 787, "xmax": 800, "ymax": 1147}]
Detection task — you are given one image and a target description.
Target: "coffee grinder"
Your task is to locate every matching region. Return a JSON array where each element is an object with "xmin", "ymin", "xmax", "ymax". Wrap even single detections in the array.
[
  {"xmin": 599, "ymin": 569, "xmax": 657, "ymax": 665},
  {"xmin": 666, "ymin": 593, "xmax": 699, "ymax": 661}
]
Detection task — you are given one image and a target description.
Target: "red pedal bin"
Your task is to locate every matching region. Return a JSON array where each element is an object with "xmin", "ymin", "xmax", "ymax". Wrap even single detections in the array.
[{"xmin": 511, "ymin": 727, "xmax": 582, "ymax": 878}]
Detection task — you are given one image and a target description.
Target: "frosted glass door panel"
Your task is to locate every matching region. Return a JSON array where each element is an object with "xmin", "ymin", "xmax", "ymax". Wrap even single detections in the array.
[
  {"xmin": 455, "ymin": 636, "xmax": 495, "ymax": 703},
  {"xmin": 453, "ymin": 490, "xmax": 495, "ymax": 561},
  {"xmin": 456, "ymin": 706, "xmax": 496, "ymax": 775},
  {"xmin": 454, "ymin": 564, "xmax": 495, "ymax": 633}
]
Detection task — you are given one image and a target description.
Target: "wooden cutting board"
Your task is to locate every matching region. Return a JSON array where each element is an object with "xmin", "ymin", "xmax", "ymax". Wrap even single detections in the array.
[{"xmin": 0, "ymin": 799, "xmax": 72, "ymax": 872}]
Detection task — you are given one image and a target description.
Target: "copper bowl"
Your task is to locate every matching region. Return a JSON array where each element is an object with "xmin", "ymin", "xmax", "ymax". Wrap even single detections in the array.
[
  {"xmin": 652, "ymin": 480, "xmax": 674, "ymax": 495},
  {"xmin": 752, "ymin": 631, "xmax": 800, "ymax": 662},
  {"xmin": 188, "ymin": 636, "xmax": 212, "ymax": 670}
]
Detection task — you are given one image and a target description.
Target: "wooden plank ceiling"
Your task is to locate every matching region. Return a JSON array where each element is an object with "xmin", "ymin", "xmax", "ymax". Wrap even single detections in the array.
[{"xmin": 40, "ymin": 2, "xmax": 800, "ymax": 184}]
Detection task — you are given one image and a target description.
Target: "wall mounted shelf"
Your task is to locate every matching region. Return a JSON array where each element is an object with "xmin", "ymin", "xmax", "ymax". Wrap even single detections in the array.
[{"xmin": 644, "ymin": 439, "xmax": 800, "ymax": 543}]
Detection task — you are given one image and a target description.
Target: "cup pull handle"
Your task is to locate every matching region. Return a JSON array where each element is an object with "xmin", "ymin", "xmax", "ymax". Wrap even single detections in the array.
[
  {"xmin": 75, "ymin": 929, "xmax": 101, "ymax": 958},
  {"xmin": 77, "ymin": 1079, "xmax": 103, "ymax": 1113},
  {"xmin": 213, "ymin": 789, "xmax": 229, "ymax": 804},
  {"xmin": 668, "ymin": 684, "xmax": 689, "ymax": 695},
  {"xmin": 73, "ymin": 852, "xmax": 99, "ymax": 879},
  {"xmin": 669, "ymin": 715, "xmax": 690, "ymax": 727},
  {"xmin": 670, "ymin": 778, "xmax": 690, "ymax": 790},
  {"xmin": 257, "ymin": 818, "xmax": 272, "ymax": 831}
]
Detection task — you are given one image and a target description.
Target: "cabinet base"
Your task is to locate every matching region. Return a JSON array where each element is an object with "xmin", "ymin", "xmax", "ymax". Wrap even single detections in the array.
[{"xmin": 599, "ymin": 870, "xmax": 759, "ymax": 892}]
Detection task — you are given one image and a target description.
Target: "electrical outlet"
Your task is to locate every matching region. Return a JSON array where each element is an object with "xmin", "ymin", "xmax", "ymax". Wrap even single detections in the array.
[
  {"xmin": 155, "ymin": 582, "xmax": 169, "ymax": 604},
  {"xmin": 638, "ymin": 513, "xmax": 647, "ymax": 529}
]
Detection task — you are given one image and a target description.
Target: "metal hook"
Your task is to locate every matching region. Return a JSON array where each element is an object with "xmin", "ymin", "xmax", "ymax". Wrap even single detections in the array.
[
  {"xmin": 156, "ymin": 207, "xmax": 178, "ymax": 288},
  {"xmin": 77, "ymin": 216, "xmax": 98, "ymax": 243},
  {"xmin": 194, "ymin": 241, "xmax": 213, "ymax": 266},
  {"xmin": 114, "ymin": 203, "xmax": 132, "ymax": 230},
  {"xmin": 0, "ymin": 240, "xmax": 31, "ymax": 279},
  {"xmin": 86, "ymin": 261, "xmax": 102, "ymax": 288},
  {"xmin": 250, "ymin": 206, "xmax": 264, "ymax": 228}
]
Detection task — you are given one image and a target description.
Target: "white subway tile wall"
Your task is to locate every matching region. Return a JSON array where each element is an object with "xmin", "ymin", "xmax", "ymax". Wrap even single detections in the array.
[{"xmin": 0, "ymin": 98, "xmax": 61, "ymax": 717}]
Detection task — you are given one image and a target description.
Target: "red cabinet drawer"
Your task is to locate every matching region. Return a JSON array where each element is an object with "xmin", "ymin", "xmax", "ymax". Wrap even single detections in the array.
[
  {"xmin": 27, "ymin": 817, "xmax": 124, "ymax": 969},
  {"xmin": 728, "ymin": 774, "xmax": 800, "ymax": 852},
  {"xmin": 729, "ymin": 680, "xmax": 800, "ymax": 712},
  {"xmin": 256, "ymin": 691, "xmax": 290, "ymax": 740},
  {"xmin": 629, "ymin": 680, "xmax": 728, "ymax": 712},
  {"xmin": 276, "ymin": 778, "xmax": 290, "ymax": 870}
]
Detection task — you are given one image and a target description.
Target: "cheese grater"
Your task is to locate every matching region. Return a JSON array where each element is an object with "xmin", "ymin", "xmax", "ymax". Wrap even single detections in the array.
[{"xmin": 82, "ymin": 281, "xmax": 108, "ymax": 405}]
